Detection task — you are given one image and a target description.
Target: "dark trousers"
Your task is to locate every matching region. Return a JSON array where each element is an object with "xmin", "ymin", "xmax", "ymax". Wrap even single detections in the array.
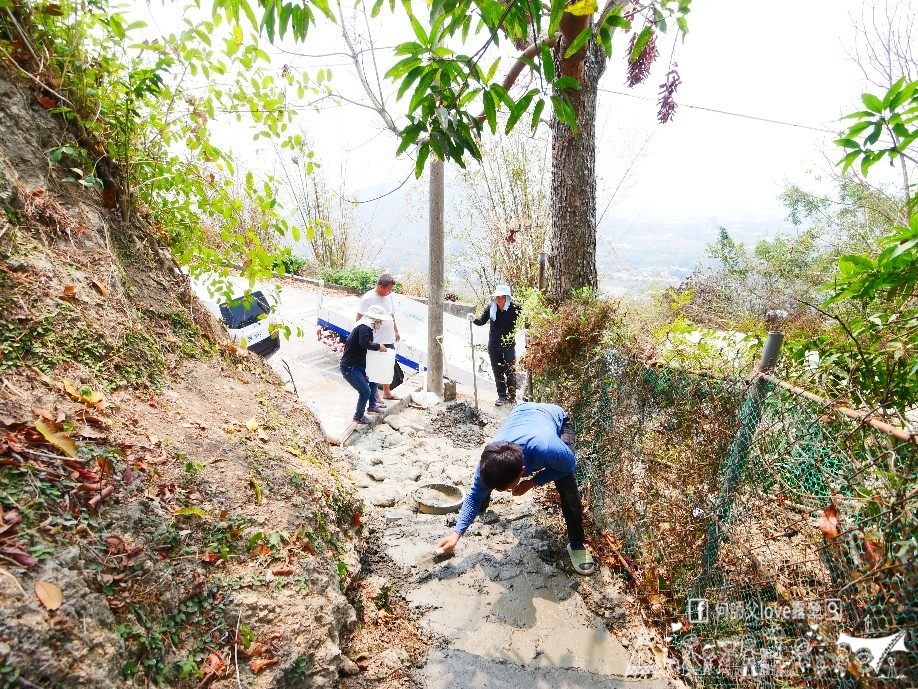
[
  {"xmin": 488, "ymin": 343, "xmax": 517, "ymax": 400},
  {"xmin": 556, "ymin": 418, "xmax": 585, "ymax": 546},
  {"xmin": 340, "ymin": 364, "xmax": 378, "ymax": 420}
]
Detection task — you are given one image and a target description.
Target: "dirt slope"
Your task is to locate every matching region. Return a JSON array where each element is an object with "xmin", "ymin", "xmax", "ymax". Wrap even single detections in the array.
[{"xmin": 0, "ymin": 66, "xmax": 371, "ymax": 687}]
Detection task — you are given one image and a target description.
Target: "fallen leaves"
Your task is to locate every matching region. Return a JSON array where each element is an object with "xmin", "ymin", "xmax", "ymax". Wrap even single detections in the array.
[
  {"xmin": 35, "ymin": 580, "xmax": 63, "ymax": 610},
  {"xmin": 249, "ymin": 657, "xmax": 279, "ymax": 673},
  {"xmin": 0, "ymin": 543, "xmax": 38, "ymax": 568},
  {"xmin": 248, "ymin": 477, "xmax": 262, "ymax": 504},
  {"xmin": 817, "ymin": 503, "xmax": 840, "ymax": 540},
  {"xmin": 198, "ymin": 651, "xmax": 228, "ymax": 688},
  {"xmin": 33, "ymin": 420, "xmax": 77, "ymax": 457}
]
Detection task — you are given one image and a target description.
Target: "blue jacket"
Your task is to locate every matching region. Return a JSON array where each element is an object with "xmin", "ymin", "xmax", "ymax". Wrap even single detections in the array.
[{"xmin": 454, "ymin": 403, "xmax": 575, "ymax": 535}]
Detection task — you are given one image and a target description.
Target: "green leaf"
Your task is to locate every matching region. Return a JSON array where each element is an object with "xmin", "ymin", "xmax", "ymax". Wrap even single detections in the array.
[
  {"xmin": 554, "ymin": 76, "xmax": 581, "ymax": 91},
  {"xmin": 175, "ymin": 506, "xmax": 209, "ymax": 518},
  {"xmin": 564, "ymin": 26, "xmax": 593, "ymax": 59},
  {"xmin": 861, "ymin": 92, "xmax": 884, "ymax": 113},
  {"xmin": 882, "ymin": 76, "xmax": 907, "ymax": 109},
  {"xmin": 397, "ymin": 65, "xmax": 425, "ymax": 100},
  {"xmin": 565, "ymin": 0, "xmax": 598, "ymax": 16},
  {"xmin": 597, "ymin": 25, "xmax": 612, "ymax": 55},
  {"xmin": 505, "ymin": 90, "xmax": 537, "ymax": 134},
  {"xmin": 530, "ymin": 98, "xmax": 545, "ymax": 131},
  {"xmin": 834, "ymin": 138, "xmax": 861, "ymax": 150},
  {"xmin": 548, "ymin": 0, "xmax": 565, "ymax": 35},
  {"xmin": 371, "ymin": 0, "xmax": 384, "ymax": 17},
  {"xmin": 408, "ymin": 14, "xmax": 429, "ymax": 46},
  {"xmin": 630, "ymin": 26, "xmax": 652, "ymax": 62},
  {"xmin": 414, "ymin": 142, "xmax": 431, "ymax": 176},
  {"xmin": 490, "ymin": 85, "xmax": 515, "ymax": 109},
  {"xmin": 483, "ymin": 90, "xmax": 497, "ymax": 133},
  {"xmin": 409, "ymin": 69, "xmax": 437, "ymax": 111},
  {"xmin": 541, "ymin": 43, "xmax": 555, "ymax": 83}
]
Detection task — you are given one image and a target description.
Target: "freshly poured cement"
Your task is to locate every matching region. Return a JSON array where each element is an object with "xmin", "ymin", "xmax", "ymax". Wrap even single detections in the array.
[{"xmin": 340, "ymin": 402, "xmax": 680, "ymax": 689}]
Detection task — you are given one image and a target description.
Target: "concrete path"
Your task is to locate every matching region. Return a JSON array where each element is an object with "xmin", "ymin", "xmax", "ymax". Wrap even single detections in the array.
[{"xmin": 338, "ymin": 403, "xmax": 679, "ymax": 688}]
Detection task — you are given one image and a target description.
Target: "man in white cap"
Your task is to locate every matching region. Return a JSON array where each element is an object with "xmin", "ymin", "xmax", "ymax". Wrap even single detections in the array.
[{"xmin": 470, "ymin": 284, "xmax": 519, "ymax": 406}]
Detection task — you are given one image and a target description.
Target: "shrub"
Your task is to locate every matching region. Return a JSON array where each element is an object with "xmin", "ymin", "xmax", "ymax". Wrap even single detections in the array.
[
  {"xmin": 318, "ymin": 267, "xmax": 386, "ymax": 294},
  {"xmin": 272, "ymin": 253, "xmax": 308, "ymax": 276}
]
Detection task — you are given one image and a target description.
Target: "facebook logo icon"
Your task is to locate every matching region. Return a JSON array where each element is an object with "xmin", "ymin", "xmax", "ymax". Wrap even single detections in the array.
[{"xmin": 687, "ymin": 598, "xmax": 709, "ymax": 624}]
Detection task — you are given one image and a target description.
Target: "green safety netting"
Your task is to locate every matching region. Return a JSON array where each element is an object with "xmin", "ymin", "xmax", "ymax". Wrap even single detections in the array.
[{"xmin": 538, "ymin": 348, "xmax": 917, "ymax": 687}]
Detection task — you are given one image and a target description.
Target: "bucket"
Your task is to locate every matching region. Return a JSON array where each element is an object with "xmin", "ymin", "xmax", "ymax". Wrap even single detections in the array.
[{"xmin": 365, "ymin": 348, "xmax": 396, "ymax": 384}]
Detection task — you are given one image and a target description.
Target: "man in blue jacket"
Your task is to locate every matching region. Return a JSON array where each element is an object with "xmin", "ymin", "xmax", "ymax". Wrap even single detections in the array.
[{"xmin": 435, "ymin": 402, "xmax": 596, "ymax": 575}]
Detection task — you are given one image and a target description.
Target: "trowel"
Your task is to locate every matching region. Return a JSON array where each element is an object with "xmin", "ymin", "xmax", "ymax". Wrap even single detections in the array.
[{"xmin": 414, "ymin": 549, "xmax": 454, "ymax": 571}]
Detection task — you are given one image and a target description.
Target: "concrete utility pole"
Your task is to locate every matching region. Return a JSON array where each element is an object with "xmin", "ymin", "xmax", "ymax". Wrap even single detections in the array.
[
  {"xmin": 426, "ymin": 3, "xmax": 445, "ymax": 398},
  {"xmin": 427, "ymin": 157, "xmax": 444, "ymax": 396}
]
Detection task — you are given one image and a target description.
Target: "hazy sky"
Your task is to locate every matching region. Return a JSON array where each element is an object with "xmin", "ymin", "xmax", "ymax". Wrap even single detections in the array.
[{"xmin": 138, "ymin": 0, "xmax": 898, "ymax": 227}]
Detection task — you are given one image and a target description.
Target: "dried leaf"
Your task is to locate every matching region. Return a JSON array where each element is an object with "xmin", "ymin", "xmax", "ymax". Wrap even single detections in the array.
[
  {"xmin": 863, "ymin": 536, "xmax": 883, "ymax": 564},
  {"xmin": 33, "ymin": 420, "xmax": 77, "ymax": 457},
  {"xmin": 122, "ymin": 466, "xmax": 134, "ymax": 484},
  {"xmin": 0, "ymin": 543, "xmax": 38, "ymax": 568},
  {"xmin": 245, "ymin": 417, "xmax": 259, "ymax": 432},
  {"xmin": 249, "ymin": 657, "xmax": 279, "ymax": 673},
  {"xmin": 62, "ymin": 285, "xmax": 77, "ymax": 297},
  {"xmin": 201, "ymin": 552, "xmax": 222, "ymax": 563},
  {"xmin": 251, "ymin": 544, "xmax": 271, "ymax": 556},
  {"xmin": 75, "ymin": 425, "xmax": 106, "ymax": 439},
  {"xmin": 271, "ymin": 565, "xmax": 295, "ymax": 576},
  {"xmin": 36, "ymin": 95, "xmax": 56, "ymax": 109},
  {"xmin": 817, "ymin": 503, "xmax": 840, "ymax": 540},
  {"xmin": 31, "ymin": 406, "xmax": 55, "ymax": 420},
  {"xmin": 35, "ymin": 580, "xmax": 63, "ymax": 610},
  {"xmin": 64, "ymin": 379, "xmax": 80, "ymax": 400},
  {"xmin": 249, "ymin": 477, "xmax": 262, "ymax": 504},
  {"xmin": 204, "ymin": 652, "xmax": 227, "ymax": 675},
  {"xmin": 90, "ymin": 279, "xmax": 109, "ymax": 299}
]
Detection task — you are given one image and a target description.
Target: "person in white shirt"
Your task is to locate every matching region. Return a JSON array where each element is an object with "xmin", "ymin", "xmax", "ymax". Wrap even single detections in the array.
[{"xmin": 356, "ymin": 273, "xmax": 401, "ymax": 402}]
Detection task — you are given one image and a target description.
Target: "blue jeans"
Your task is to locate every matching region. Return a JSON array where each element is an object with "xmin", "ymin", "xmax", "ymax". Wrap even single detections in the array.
[{"xmin": 340, "ymin": 364, "xmax": 378, "ymax": 420}]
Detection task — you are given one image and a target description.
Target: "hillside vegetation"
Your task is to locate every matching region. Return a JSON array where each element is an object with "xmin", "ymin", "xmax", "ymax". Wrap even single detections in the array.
[{"xmin": 0, "ymin": 64, "xmax": 365, "ymax": 688}]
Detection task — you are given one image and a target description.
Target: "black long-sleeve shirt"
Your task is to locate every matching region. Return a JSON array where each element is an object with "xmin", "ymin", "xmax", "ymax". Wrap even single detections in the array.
[
  {"xmin": 473, "ymin": 302, "xmax": 519, "ymax": 348},
  {"xmin": 340, "ymin": 323, "xmax": 381, "ymax": 367}
]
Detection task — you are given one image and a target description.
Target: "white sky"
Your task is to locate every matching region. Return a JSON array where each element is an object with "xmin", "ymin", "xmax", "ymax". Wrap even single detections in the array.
[{"xmin": 136, "ymin": 0, "xmax": 895, "ymax": 226}]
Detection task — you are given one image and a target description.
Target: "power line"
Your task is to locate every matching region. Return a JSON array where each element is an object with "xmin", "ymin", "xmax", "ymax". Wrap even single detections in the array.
[{"xmin": 597, "ymin": 87, "xmax": 838, "ymax": 134}]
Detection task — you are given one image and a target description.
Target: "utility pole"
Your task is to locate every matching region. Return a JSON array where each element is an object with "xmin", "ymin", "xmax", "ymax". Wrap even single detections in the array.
[
  {"xmin": 427, "ymin": 155, "xmax": 444, "ymax": 396},
  {"xmin": 426, "ymin": 3, "xmax": 445, "ymax": 397}
]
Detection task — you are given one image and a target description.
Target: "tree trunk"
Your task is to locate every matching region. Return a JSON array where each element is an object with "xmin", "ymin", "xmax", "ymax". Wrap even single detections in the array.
[{"xmin": 549, "ymin": 34, "xmax": 605, "ymax": 301}]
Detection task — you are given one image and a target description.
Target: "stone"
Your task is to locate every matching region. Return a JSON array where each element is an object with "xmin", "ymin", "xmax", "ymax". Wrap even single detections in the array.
[{"xmin": 340, "ymin": 656, "xmax": 361, "ymax": 676}]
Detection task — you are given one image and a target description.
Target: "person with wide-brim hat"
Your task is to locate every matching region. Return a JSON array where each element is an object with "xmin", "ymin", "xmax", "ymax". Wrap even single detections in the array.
[
  {"xmin": 469, "ymin": 284, "xmax": 519, "ymax": 406},
  {"xmin": 340, "ymin": 304, "xmax": 391, "ymax": 424}
]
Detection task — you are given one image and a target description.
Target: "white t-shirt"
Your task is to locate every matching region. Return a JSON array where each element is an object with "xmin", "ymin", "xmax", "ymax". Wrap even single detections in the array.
[{"xmin": 358, "ymin": 290, "xmax": 396, "ymax": 343}]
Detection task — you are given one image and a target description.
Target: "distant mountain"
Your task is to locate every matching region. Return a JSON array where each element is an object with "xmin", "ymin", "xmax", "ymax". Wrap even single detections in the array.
[{"xmin": 293, "ymin": 177, "xmax": 795, "ymax": 299}]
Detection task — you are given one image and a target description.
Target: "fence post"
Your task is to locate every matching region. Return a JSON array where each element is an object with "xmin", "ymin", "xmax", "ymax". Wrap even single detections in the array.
[{"xmin": 694, "ymin": 332, "xmax": 784, "ymax": 597}]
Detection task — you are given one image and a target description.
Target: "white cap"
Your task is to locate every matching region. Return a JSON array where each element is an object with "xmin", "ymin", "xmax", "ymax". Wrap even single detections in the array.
[{"xmin": 492, "ymin": 284, "xmax": 512, "ymax": 298}]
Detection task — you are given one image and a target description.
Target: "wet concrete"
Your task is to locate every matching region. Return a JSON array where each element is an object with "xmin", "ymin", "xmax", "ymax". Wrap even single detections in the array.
[{"xmin": 338, "ymin": 402, "xmax": 680, "ymax": 688}]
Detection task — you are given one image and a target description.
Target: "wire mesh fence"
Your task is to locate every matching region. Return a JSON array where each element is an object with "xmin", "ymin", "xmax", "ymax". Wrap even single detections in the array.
[{"xmin": 551, "ymin": 344, "xmax": 917, "ymax": 687}]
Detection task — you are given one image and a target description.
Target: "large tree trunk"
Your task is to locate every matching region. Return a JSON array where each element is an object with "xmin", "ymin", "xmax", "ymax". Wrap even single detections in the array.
[{"xmin": 549, "ymin": 27, "xmax": 605, "ymax": 301}]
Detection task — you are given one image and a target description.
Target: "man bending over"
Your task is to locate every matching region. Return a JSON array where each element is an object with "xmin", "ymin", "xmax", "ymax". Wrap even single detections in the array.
[{"xmin": 435, "ymin": 402, "xmax": 595, "ymax": 575}]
